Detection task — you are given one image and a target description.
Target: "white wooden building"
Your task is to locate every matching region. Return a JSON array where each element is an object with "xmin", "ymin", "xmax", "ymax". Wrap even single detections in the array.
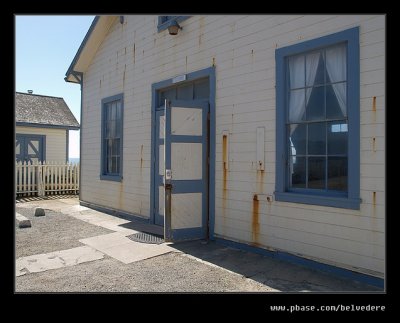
[
  {"xmin": 65, "ymin": 15, "xmax": 385, "ymax": 285},
  {"xmin": 16, "ymin": 92, "xmax": 80, "ymax": 163}
]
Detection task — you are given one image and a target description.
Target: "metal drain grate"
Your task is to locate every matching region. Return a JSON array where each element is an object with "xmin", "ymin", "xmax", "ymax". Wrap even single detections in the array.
[{"xmin": 127, "ymin": 232, "xmax": 164, "ymax": 244}]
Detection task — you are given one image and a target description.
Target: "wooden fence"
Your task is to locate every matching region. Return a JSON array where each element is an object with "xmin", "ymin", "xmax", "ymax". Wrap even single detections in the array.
[{"xmin": 16, "ymin": 161, "xmax": 79, "ymax": 197}]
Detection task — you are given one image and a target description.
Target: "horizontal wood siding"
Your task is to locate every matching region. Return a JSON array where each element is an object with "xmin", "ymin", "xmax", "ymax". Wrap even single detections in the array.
[
  {"xmin": 16, "ymin": 126, "xmax": 67, "ymax": 162},
  {"xmin": 81, "ymin": 15, "xmax": 385, "ymax": 276}
]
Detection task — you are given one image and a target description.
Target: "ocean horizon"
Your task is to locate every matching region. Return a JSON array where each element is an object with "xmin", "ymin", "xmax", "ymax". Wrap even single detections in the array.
[{"xmin": 69, "ymin": 157, "xmax": 80, "ymax": 164}]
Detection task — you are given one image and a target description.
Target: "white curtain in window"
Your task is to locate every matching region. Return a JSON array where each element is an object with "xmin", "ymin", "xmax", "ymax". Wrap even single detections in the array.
[
  {"xmin": 305, "ymin": 52, "xmax": 321, "ymax": 103},
  {"xmin": 289, "ymin": 52, "xmax": 320, "ymax": 134},
  {"xmin": 325, "ymin": 44, "xmax": 347, "ymax": 116}
]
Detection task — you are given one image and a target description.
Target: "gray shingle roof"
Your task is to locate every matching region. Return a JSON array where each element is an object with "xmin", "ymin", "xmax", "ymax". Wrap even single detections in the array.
[{"xmin": 15, "ymin": 92, "xmax": 80, "ymax": 129}]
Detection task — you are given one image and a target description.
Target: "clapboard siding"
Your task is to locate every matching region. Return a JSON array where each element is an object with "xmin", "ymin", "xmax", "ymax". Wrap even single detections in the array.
[
  {"xmin": 80, "ymin": 15, "xmax": 385, "ymax": 277},
  {"xmin": 16, "ymin": 126, "xmax": 66, "ymax": 162}
]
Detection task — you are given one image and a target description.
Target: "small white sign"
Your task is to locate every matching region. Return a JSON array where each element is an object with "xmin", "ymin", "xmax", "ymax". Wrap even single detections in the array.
[
  {"xmin": 172, "ymin": 74, "xmax": 186, "ymax": 83},
  {"xmin": 165, "ymin": 169, "xmax": 172, "ymax": 180}
]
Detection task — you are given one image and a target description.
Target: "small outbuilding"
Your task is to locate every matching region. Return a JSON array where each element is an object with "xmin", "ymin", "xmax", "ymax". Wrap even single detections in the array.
[{"xmin": 15, "ymin": 92, "xmax": 80, "ymax": 163}]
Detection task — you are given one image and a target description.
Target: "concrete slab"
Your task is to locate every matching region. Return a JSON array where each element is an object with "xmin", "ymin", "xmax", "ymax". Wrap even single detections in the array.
[
  {"xmin": 80, "ymin": 232, "xmax": 175, "ymax": 264},
  {"xmin": 16, "ymin": 246, "xmax": 104, "ymax": 276},
  {"xmin": 79, "ymin": 232, "xmax": 132, "ymax": 249},
  {"xmin": 16, "ymin": 212, "xmax": 31, "ymax": 228}
]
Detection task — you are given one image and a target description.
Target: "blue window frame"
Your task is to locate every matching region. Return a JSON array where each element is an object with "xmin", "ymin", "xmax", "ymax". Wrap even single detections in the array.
[
  {"xmin": 275, "ymin": 27, "xmax": 360, "ymax": 209},
  {"xmin": 100, "ymin": 94, "xmax": 123, "ymax": 181},
  {"xmin": 157, "ymin": 16, "xmax": 190, "ymax": 33}
]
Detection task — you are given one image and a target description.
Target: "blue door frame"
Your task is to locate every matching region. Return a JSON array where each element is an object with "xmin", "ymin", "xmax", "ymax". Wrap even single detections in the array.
[{"xmin": 150, "ymin": 66, "xmax": 216, "ymax": 239}]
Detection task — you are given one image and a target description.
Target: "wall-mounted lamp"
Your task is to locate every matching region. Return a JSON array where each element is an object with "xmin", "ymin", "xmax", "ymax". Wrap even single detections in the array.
[{"xmin": 168, "ymin": 20, "xmax": 182, "ymax": 35}]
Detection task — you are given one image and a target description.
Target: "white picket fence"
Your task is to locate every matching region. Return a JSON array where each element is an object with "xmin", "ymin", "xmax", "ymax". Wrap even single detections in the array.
[{"xmin": 15, "ymin": 161, "xmax": 79, "ymax": 197}]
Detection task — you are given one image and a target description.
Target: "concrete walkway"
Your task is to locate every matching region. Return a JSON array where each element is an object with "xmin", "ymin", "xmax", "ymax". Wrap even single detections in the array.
[{"xmin": 15, "ymin": 196, "xmax": 382, "ymax": 292}]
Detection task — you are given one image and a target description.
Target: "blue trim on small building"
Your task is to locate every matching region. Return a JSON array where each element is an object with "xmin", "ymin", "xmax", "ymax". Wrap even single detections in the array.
[
  {"xmin": 157, "ymin": 16, "xmax": 190, "ymax": 33},
  {"xmin": 16, "ymin": 122, "xmax": 79, "ymax": 130},
  {"xmin": 100, "ymin": 93, "xmax": 124, "ymax": 182},
  {"xmin": 215, "ymin": 237, "xmax": 384, "ymax": 289},
  {"xmin": 16, "ymin": 133, "xmax": 46, "ymax": 162},
  {"xmin": 275, "ymin": 26, "xmax": 360, "ymax": 210}
]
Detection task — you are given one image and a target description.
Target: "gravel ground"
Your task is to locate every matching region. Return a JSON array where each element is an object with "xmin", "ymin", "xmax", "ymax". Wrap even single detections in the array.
[
  {"xmin": 15, "ymin": 206, "xmax": 112, "ymax": 258},
  {"xmin": 15, "ymin": 199, "xmax": 382, "ymax": 293},
  {"xmin": 15, "ymin": 252, "xmax": 273, "ymax": 293}
]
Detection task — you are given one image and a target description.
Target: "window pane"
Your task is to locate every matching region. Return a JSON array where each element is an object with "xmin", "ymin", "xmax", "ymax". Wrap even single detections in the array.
[
  {"xmin": 113, "ymin": 138, "xmax": 120, "ymax": 157},
  {"xmin": 112, "ymin": 103, "xmax": 117, "ymax": 120},
  {"xmin": 328, "ymin": 157, "xmax": 347, "ymax": 191},
  {"xmin": 290, "ymin": 156, "xmax": 306, "ymax": 188},
  {"xmin": 109, "ymin": 120, "xmax": 116, "ymax": 138},
  {"xmin": 289, "ymin": 124, "xmax": 306, "ymax": 155},
  {"xmin": 107, "ymin": 154, "xmax": 113, "ymax": 173},
  {"xmin": 288, "ymin": 55, "xmax": 305, "ymax": 89},
  {"xmin": 112, "ymin": 156, "xmax": 118, "ymax": 173},
  {"xmin": 325, "ymin": 43, "xmax": 346, "ymax": 83},
  {"xmin": 160, "ymin": 88, "xmax": 176, "ymax": 103},
  {"xmin": 289, "ymin": 89, "xmax": 305, "ymax": 122},
  {"xmin": 194, "ymin": 79, "xmax": 209, "ymax": 99},
  {"xmin": 306, "ymin": 51, "xmax": 324, "ymax": 86},
  {"xmin": 308, "ymin": 123, "xmax": 326, "ymax": 155},
  {"xmin": 107, "ymin": 104, "xmax": 112, "ymax": 121},
  {"xmin": 308, "ymin": 157, "xmax": 326, "ymax": 189},
  {"xmin": 326, "ymin": 83, "xmax": 346, "ymax": 119},
  {"xmin": 116, "ymin": 103, "xmax": 121, "ymax": 120},
  {"xmin": 177, "ymin": 83, "xmax": 193, "ymax": 100},
  {"xmin": 306, "ymin": 86, "xmax": 325, "ymax": 120},
  {"xmin": 328, "ymin": 121, "xmax": 347, "ymax": 155}
]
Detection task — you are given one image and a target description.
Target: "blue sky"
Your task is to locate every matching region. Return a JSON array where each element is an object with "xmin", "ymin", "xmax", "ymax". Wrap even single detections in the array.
[{"xmin": 16, "ymin": 15, "xmax": 95, "ymax": 158}]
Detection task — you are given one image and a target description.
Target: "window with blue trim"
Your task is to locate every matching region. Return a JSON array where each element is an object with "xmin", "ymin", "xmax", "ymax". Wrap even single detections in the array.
[
  {"xmin": 275, "ymin": 27, "xmax": 360, "ymax": 209},
  {"xmin": 157, "ymin": 16, "xmax": 190, "ymax": 33},
  {"xmin": 101, "ymin": 94, "xmax": 123, "ymax": 181}
]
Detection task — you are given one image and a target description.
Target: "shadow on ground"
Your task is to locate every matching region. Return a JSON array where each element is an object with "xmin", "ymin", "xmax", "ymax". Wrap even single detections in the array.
[{"xmin": 167, "ymin": 240, "xmax": 382, "ymax": 292}]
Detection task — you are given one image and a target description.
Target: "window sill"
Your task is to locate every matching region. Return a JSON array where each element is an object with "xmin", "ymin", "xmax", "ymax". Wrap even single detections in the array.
[
  {"xmin": 274, "ymin": 191, "xmax": 360, "ymax": 210},
  {"xmin": 100, "ymin": 174, "xmax": 123, "ymax": 182}
]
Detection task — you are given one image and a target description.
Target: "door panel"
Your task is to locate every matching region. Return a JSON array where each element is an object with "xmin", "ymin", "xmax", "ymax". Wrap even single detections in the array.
[
  {"xmin": 154, "ymin": 110, "xmax": 165, "ymax": 226},
  {"xmin": 164, "ymin": 99, "xmax": 209, "ymax": 241}
]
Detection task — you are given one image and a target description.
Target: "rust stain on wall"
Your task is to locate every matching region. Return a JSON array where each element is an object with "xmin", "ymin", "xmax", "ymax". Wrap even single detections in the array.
[
  {"xmin": 122, "ymin": 64, "xmax": 126, "ymax": 88},
  {"xmin": 372, "ymin": 96, "xmax": 377, "ymax": 123},
  {"xmin": 222, "ymin": 134, "xmax": 228, "ymax": 194},
  {"xmin": 257, "ymin": 169, "xmax": 264, "ymax": 194},
  {"xmin": 252, "ymin": 194, "xmax": 260, "ymax": 244},
  {"xmin": 372, "ymin": 137, "xmax": 376, "ymax": 152},
  {"xmin": 222, "ymin": 134, "xmax": 228, "ymax": 231},
  {"xmin": 372, "ymin": 191, "xmax": 376, "ymax": 218},
  {"xmin": 212, "ymin": 57, "xmax": 216, "ymax": 67},
  {"xmin": 140, "ymin": 144, "xmax": 144, "ymax": 169}
]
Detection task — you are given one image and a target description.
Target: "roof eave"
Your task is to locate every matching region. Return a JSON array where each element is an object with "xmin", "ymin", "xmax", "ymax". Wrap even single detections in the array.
[
  {"xmin": 16, "ymin": 122, "xmax": 80, "ymax": 130},
  {"xmin": 65, "ymin": 16, "xmax": 117, "ymax": 84},
  {"xmin": 65, "ymin": 16, "xmax": 99, "ymax": 83}
]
